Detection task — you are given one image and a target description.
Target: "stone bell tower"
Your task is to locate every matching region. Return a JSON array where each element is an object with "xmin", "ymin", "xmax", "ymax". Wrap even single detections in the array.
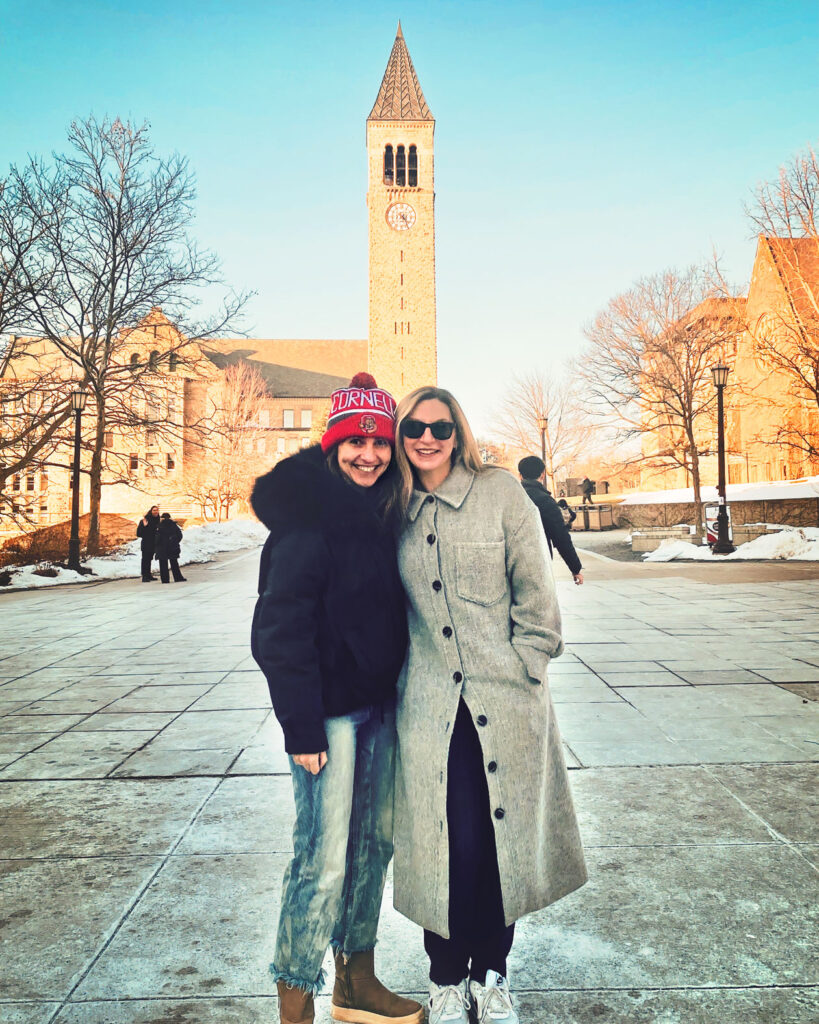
[{"xmin": 367, "ymin": 22, "xmax": 437, "ymax": 398}]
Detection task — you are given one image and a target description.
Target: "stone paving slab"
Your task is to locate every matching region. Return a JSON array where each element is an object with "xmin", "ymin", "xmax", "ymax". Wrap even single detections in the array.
[
  {"xmin": 0, "ymin": 856, "xmax": 163, "ymax": 1000},
  {"xmin": 0, "ymin": 1004, "xmax": 60, "ymax": 1024}
]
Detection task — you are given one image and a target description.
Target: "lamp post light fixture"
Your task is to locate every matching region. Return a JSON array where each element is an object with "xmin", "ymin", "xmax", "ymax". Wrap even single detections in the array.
[
  {"xmin": 710, "ymin": 365, "xmax": 735, "ymax": 555},
  {"xmin": 537, "ymin": 414, "xmax": 549, "ymax": 466},
  {"xmin": 67, "ymin": 388, "xmax": 88, "ymax": 572}
]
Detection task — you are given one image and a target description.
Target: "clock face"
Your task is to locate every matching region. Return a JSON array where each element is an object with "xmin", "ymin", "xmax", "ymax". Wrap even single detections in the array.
[{"xmin": 386, "ymin": 202, "xmax": 416, "ymax": 231}]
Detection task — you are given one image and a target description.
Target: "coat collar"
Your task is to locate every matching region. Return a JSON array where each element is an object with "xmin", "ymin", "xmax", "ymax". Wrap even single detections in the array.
[{"xmin": 407, "ymin": 463, "xmax": 476, "ymax": 521}]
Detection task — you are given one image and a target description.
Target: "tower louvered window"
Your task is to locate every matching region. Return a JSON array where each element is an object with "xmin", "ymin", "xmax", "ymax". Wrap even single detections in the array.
[
  {"xmin": 383, "ymin": 145, "xmax": 394, "ymax": 185},
  {"xmin": 396, "ymin": 145, "xmax": 406, "ymax": 186},
  {"xmin": 408, "ymin": 145, "xmax": 417, "ymax": 186}
]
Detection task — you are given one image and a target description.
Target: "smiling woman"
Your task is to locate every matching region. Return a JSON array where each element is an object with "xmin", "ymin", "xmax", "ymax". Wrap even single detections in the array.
[{"xmin": 250, "ymin": 372, "xmax": 423, "ymax": 1024}]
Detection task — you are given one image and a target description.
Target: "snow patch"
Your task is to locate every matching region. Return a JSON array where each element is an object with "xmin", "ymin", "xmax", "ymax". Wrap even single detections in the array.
[
  {"xmin": 621, "ymin": 476, "xmax": 819, "ymax": 506},
  {"xmin": 644, "ymin": 526, "xmax": 819, "ymax": 562},
  {"xmin": 1, "ymin": 518, "xmax": 268, "ymax": 590}
]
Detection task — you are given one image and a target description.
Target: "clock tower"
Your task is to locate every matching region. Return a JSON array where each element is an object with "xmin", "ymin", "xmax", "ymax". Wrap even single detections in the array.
[{"xmin": 367, "ymin": 23, "xmax": 437, "ymax": 397}]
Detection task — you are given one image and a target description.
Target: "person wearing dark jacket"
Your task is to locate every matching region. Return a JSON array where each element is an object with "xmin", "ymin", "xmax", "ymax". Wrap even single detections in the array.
[
  {"xmin": 251, "ymin": 373, "xmax": 422, "ymax": 1024},
  {"xmin": 155, "ymin": 513, "xmax": 186, "ymax": 583},
  {"xmin": 518, "ymin": 457, "xmax": 584, "ymax": 585},
  {"xmin": 581, "ymin": 476, "xmax": 595, "ymax": 505},
  {"xmin": 136, "ymin": 505, "xmax": 160, "ymax": 582}
]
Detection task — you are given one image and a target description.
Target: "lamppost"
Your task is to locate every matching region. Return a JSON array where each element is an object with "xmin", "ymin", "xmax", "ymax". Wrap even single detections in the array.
[
  {"xmin": 67, "ymin": 388, "xmax": 88, "ymax": 572},
  {"xmin": 537, "ymin": 413, "xmax": 551, "ymax": 486},
  {"xmin": 710, "ymin": 365, "xmax": 735, "ymax": 554}
]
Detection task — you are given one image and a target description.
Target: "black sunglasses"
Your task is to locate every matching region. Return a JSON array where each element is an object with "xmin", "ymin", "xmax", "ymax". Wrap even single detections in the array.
[{"xmin": 401, "ymin": 418, "xmax": 456, "ymax": 441}]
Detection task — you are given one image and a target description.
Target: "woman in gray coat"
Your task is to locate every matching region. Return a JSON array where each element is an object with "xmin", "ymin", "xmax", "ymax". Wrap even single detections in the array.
[{"xmin": 392, "ymin": 387, "xmax": 587, "ymax": 1024}]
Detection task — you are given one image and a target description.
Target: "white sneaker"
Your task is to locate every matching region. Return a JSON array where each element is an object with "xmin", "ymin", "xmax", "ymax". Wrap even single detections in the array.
[
  {"xmin": 429, "ymin": 979, "xmax": 471, "ymax": 1023},
  {"xmin": 468, "ymin": 971, "xmax": 519, "ymax": 1023}
]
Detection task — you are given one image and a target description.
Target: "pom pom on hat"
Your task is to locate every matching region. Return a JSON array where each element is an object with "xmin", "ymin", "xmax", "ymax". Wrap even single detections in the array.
[{"xmin": 321, "ymin": 371, "xmax": 397, "ymax": 452}]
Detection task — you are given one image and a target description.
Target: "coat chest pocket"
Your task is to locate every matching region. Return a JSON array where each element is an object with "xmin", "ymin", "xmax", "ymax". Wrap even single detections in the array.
[{"xmin": 455, "ymin": 542, "xmax": 507, "ymax": 606}]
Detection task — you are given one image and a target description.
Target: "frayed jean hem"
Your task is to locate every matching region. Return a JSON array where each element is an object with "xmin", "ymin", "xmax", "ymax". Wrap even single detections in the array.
[
  {"xmin": 329, "ymin": 940, "xmax": 377, "ymax": 958},
  {"xmin": 270, "ymin": 964, "xmax": 326, "ymax": 997}
]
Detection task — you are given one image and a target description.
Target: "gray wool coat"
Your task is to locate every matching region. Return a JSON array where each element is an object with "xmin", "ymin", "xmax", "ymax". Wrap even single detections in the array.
[{"xmin": 393, "ymin": 464, "xmax": 587, "ymax": 937}]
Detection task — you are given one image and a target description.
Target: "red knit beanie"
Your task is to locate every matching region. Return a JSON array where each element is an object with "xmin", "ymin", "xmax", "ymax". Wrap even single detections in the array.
[{"xmin": 321, "ymin": 372, "xmax": 397, "ymax": 452}]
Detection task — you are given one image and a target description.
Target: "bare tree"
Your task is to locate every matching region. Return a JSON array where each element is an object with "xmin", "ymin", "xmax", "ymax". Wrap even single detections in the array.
[
  {"xmin": 2, "ymin": 116, "xmax": 250, "ymax": 551},
  {"xmin": 744, "ymin": 145, "xmax": 819, "ymax": 463},
  {"xmin": 494, "ymin": 372, "xmax": 594, "ymax": 492},
  {"xmin": 581, "ymin": 266, "xmax": 743, "ymax": 533},
  {"xmin": 186, "ymin": 361, "xmax": 268, "ymax": 522}
]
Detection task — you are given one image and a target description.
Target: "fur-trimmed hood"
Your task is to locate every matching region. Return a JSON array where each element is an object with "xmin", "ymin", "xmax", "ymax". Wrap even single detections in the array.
[{"xmin": 251, "ymin": 444, "xmax": 394, "ymax": 541}]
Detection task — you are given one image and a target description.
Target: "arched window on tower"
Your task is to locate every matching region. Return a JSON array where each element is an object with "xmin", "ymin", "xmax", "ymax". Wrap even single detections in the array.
[
  {"xmin": 408, "ymin": 145, "xmax": 418, "ymax": 187},
  {"xmin": 383, "ymin": 145, "xmax": 394, "ymax": 185},
  {"xmin": 149, "ymin": 350, "xmax": 159, "ymax": 372},
  {"xmin": 130, "ymin": 353, "xmax": 139, "ymax": 374},
  {"xmin": 396, "ymin": 145, "xmax": 406, "ymax": 187}
]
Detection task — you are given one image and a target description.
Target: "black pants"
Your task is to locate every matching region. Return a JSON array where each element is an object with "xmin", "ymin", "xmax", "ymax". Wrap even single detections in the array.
[
  {"xmin": 424, "ymin": 700, "xmax": 515, "ymax": 985},
  {"xmin": 582, "ymin": 493, "xmax": 594, "ymax": 505},
  {"xmin": 140, "ymin": 550, "xmax": 155, "ymax": 580},
  {"xmin": 158, "ymin": 556, "xmax": 184, "ymax": 583}
]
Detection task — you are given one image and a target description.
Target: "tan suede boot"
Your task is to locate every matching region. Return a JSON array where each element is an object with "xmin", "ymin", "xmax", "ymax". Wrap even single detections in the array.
[
  {"xmin": 277, "ymin": 979, "xmax": 315, "ymax": 1024},
  {"xmin": 331, "ymin": 949, "xmax": 424, "ymax": 1023}
]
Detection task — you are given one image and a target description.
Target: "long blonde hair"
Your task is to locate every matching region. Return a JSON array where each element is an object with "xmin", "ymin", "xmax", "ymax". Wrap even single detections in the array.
[{"xmin": 394, "ymin": 386, "xmax": 492, "ymax": 517}]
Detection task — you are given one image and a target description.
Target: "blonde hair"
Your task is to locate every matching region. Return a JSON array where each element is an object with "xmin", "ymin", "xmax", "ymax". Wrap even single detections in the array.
[{"xmin": 394, "ymin": 386, "xmax": 492, "ymax": 516}]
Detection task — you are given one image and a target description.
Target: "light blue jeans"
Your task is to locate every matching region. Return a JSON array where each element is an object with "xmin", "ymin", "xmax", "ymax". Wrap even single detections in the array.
[{"xmin": 271, "ymin": 703, "xmax": 396, "ymax": 995}]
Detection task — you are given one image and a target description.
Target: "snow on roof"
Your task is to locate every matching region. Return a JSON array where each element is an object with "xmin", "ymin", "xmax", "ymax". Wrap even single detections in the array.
[{"xmin": 621, "ymin": 476, "xmax": 819, "ymax": 505}]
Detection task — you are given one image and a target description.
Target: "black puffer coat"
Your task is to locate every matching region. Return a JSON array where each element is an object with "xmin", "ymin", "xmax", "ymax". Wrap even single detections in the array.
[
  {"xmin": 155, "ymin": 519, "xmax": 183, "ymax": 559},
  {"xmin": 136, "ymin": 513, "xmax": 159, "ymax": 554},
  {"xmin": 250, "ymin": 445, "xmax": 408, "ymax": 755}
]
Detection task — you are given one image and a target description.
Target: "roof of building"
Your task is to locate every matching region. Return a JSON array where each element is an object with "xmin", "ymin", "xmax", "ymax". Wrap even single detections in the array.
[
  {"xmin": 202, "ymin": 349, "xmax": 350, "ymax": 398},
  {"xmin": 368, "ymin": 22, "xmax": 433, "ymax": 122},
  {"xmin": 204, "ymin": 337, "xmax": 366, "ymax": 382},
  {"xmin": 760, "ymin": 236, "xmax": 819, "ymax": 327}
]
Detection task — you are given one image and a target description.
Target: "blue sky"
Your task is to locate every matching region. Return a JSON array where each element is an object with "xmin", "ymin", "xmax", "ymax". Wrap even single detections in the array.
[{"xmin": 2, "ymin": 0, "xmax": 818, "ymax": 431}]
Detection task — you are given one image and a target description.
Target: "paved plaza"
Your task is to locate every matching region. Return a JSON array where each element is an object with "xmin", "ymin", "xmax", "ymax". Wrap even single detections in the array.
[{"xmin": 1, "ymin": 546, "xmax": 818, "ymax": 1023}]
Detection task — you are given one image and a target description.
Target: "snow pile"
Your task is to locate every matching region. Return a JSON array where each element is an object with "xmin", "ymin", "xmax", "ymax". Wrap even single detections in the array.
[
  {"xmin": 621, "ymin": 476, "xmax": 819, "ymax": 506},
  {"xmin": 1, "ymin": 518, "xmax": 268, "ymax": 590},
  {"xmin": 645, "ymin": 526, "xmax": 819, "ymax": 562}
]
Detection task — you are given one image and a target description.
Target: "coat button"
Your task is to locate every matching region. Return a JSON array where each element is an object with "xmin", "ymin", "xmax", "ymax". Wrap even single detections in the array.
[
  {"xmin": 427, "ymin": 534, "xmax": 436, "ymax": 544},
  {"xmin": 487, "ymin": 761, "xmax": 497, "ymax": 773},
  {"xmin": 494, "ymin": 807, "xmax": 505, "ymax": 820},
  {"xmin": 426, "ymin": 495, "xmax": 435, "ymax": 504},
  {"xmin": 442, "ymin": 626, "xmax": 452, "ymax": 638},
  {"xmin": 453, "ymin": 671, "xmax": 462, "ymax": 683},
  {"xmin": 432, "ymin": 580, "xmax": 442, "ymax": 591},
  {"xmin": 476, "ymin": 714, "xmax": 487, "ymax": 726}
]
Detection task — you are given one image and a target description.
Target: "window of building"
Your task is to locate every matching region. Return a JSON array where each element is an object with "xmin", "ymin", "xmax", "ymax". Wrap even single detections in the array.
[
  {"xmin": 288, "ymin": 438, "xmax": 299, "ymax": 453},
  {"xmin": 166, "ymin": 453, "xmax": 175, "ymax": 470},
  {"xmin": 301, "ymin": 436, "xmax": 310, "ymax": 448},
  {"xmin": 12, "ymin": 473, "xmax": 20, "ymax": 491},
  {"xmin": 130, "ymin": 353, "xmax": 139, "ymax": 373},
  {"xmin": 104, "ymin": 431, "xmax": 114, "ymax": 448},
  {"xmin": 383, "ymin": 145, "xmax": 394, "ymax": 185},
  {"xmin": 129, "ymin": 453, "xmax": 139, "ymax": 472},
  {"xmin": 277, "ymin": 437, "xmax": 286, "ymax": 454},
  {"xmin": 256, "ymin": 438, "xmax": 266, "ymax": 454},
  {"xmin": 396, "ymin": 145, "xmax": 406, "ymax": 186},
  {"xmin": 300, "ymin": 409, "xmax": 312, "ymax": 428},
  {"xmin": 149, "ymin": 350, "xmax": 160, "ymax": 371},
  {"xmin": 146, "ymin": 429, "xmax": 157, "ymax": 447},
  {"xmin": 40, "ymin": 467, "xmax": 48, "ymax": 490},
  {"xmin": 26, "ymin": 474, "xmax": 35, "ymax": 492},
  {"xmin": 283, "ymin": 409, "xmax": 295, "ymax": 428},
  {"xmin": 40, "ymin": 502, "xmax": 48, "ymax": 515},
  {"xmin": 408, "ymin": 145, "xmax": 417, "ymax": 187},
  {"xmin": 168, "ymin": 352, "xmax": 179, "ymax": 373},
  {"xmin": 259, "ymin": 409, "xmax": 270, "ymax": 427}
]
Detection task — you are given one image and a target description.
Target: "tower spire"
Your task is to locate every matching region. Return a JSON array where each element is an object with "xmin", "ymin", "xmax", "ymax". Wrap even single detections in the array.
[{"xmin": 368, "ymin": 23, "xmax": 433, "ymax": 121}]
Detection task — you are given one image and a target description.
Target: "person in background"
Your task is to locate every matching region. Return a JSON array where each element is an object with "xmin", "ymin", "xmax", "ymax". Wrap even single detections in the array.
[
  {"xmin": 392, "ymin": 387, "xmax": 586, "ymax": 1024},
  {"xmin": 581, "ymin": 476, "xmax": 595, "ymax": 505},
  {"xmin": 155, "ymin": 512, "xmax": 187, "ymax": 584},
  {"xmin": 136, "ymin": 505, "xmax": 160, "ymax": 582},
  {"xmin": 251, "ymin": 372, "xmax": 423, "ymax": 1024},
  {"xmin": 557, "ymin": 496, "xmax": 577, "ymax": 529},
  {"xmin": 518, "ymin": 457, "xmax": 583, "ymax": 585}
]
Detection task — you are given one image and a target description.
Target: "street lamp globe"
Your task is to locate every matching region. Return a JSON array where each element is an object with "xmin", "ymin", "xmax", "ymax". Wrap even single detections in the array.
[
  {"xmin": 711, "ymin": 365, "xmax": 730, "ymax": 389},
  {"xmin": 71, "ymin": 389, "xmax": 88, "ymax": 412}
]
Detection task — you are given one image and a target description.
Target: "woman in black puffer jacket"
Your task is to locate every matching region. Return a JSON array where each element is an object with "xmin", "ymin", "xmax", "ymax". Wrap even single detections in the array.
[{"xmin": 250, "ymin": 373, "xmax": 421, "ymax": 1024}]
